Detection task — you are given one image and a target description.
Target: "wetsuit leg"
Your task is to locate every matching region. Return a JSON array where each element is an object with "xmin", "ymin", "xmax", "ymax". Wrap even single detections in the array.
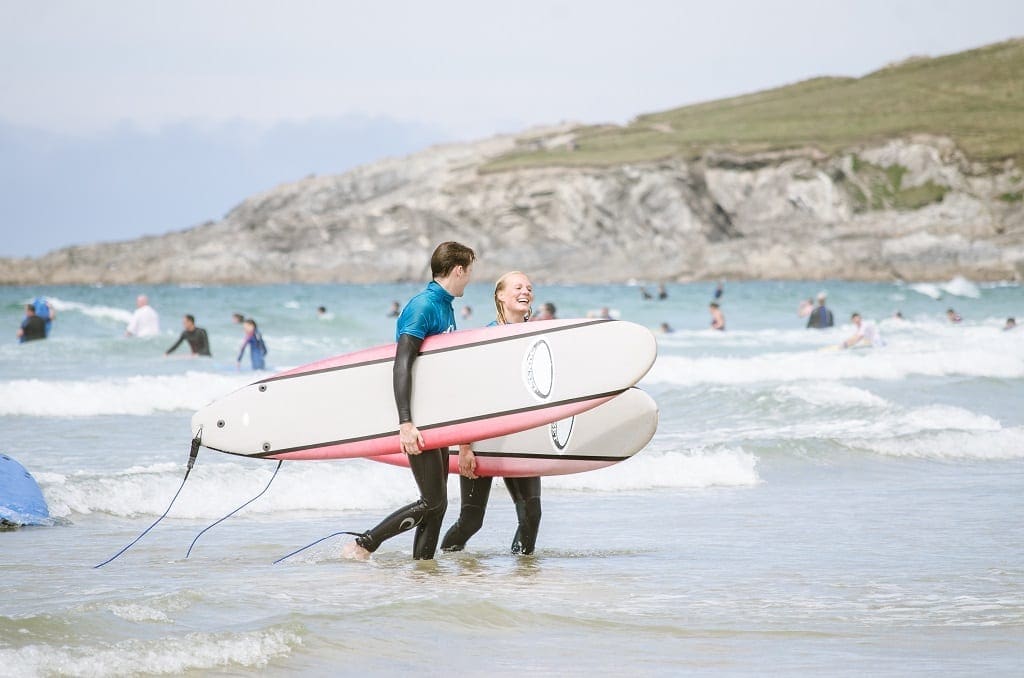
[
  {"xmin": 505, "ymin": 476, "xmax": 542, "ymax": 555},
  {"xmin": 441, "ymin": 475, "xmax": 494, "ymax": 552},
  {"xmin": 356, "ymin": 448, "xmax": 448, "ymax": 560}
]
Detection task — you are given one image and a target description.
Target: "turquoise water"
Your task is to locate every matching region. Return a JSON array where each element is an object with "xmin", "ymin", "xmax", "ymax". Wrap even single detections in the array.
[{"xmin": 1, "ymin": 278, "xmax": 1022, "ymax": 676}]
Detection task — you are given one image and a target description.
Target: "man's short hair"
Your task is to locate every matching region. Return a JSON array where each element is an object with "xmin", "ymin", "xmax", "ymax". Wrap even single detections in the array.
[
  {"xmin": 430, "ymin": 241, "xmax": 475, "ymax": 279},
  {"xmin": 185, "ymin": 314, "xmax": 195, "ymax": 324}
]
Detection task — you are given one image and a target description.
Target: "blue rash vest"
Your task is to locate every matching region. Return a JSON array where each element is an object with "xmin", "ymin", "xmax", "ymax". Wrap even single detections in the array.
[{"xmin": 395, "ymin": 281, "xmax": 456, "ymax": 341}]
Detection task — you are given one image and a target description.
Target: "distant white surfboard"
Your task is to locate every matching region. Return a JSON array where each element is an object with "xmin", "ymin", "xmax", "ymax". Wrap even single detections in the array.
[
  {"xmin": 373, "ymin": 387, "xmax": 658, "ymax": 477},
  {"xmin": 191, "ymin": 319, "xmax": 657, "ymax": 460}
]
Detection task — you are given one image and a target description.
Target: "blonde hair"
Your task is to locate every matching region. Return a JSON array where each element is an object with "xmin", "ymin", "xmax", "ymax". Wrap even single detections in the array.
[{"xmin": 493, "ymin": 271, "xmax": 530, "ymax": 325}]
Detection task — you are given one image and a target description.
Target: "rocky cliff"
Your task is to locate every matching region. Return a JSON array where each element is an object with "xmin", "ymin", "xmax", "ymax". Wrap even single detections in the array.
[{"xmin": 3, "ymin": 126, "xmax": 1023, "ymax": 285}]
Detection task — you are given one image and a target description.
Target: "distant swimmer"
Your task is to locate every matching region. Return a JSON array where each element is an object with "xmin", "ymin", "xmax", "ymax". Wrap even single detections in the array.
[
  {"xmin": 798, "ymin": 297, "xmax": 814, "ymax": 318},
  {"xmin": 587, "ymin": 307, "xmax": 613, "ymax": 320},
  {"xmin": 893, "ymin": 310, "xmax": 905, "ymax": 320},
  {"xmin": 842, "ymin": 313, "xmax": 884, "ymax": 348},
  {"xmin": 17, "ymin": 304, "xmax": 47, "ymax": 343},
  {"xmin": 709, "ymin": 302, "xmax": 725, "ymax": 331},
  {"xmin": 640, "ymin": 287, "xmax": 653, "ymax": 300},
  {"xmin": 386, "ymin": 300, "xmax": 401, "ymax": 318},
  {"xmin": 532, "ymin": 302, "xmax": 557, "ymax": 321},
  {"xmin": 125, "ymin": 295, "xmax": 160, "ymax": 337},
  {"xmin": 713, "ymin": 281, "xmax": 724, "ymax": 300},
  {"xmin": 32, "ymin": 297, "xmax": 55, "ymax": 336},
  {"xmin": 947, "ymin": 308, "xmax": 963, "ymax": 324},
  {"xmin": 1005, "ymin": 317, "xmax": 1017, "ymax": 331},
  {"xmin": 806, "ymin": 293, "xmax": 834, "ymax": 329},
  {"xmin": 658, "ymin": 284, "xmax": 668, "ymax": 300},
  {"xmin": 165, "ymin": 314, "xmax": 211, "ymax": 357},
  {"xmin": 461, "ymin": 305, "xmax": 473, "ymax": 320},
  {"xmin": 659, "ymin": 321, "xmax": 674, "ymax": 334},
  {"xmin": 236, "ymin": 318, "xmax": 267, "ymax": 370},
  {"xmin": 317, "ymin": 306, "xmax": 327, "ymax": 317},
  {"xmin": 231, "ymin": 312, "xmax": 245, "ymax": 324}
]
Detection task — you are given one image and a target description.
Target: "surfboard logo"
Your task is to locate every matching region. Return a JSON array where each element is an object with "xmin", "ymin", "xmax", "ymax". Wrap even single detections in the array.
[
  {"xmin": 523, "ymin": 338, "xmax": 553, "ymax": 400},
  {"xmin": 549, "ymin": 416, "xmax": 574, "ymax": 451}
]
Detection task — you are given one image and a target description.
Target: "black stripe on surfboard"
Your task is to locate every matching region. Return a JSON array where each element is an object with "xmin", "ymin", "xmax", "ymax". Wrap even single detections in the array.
[
  {"xmin": 255, "ymin": 318, "xmax": 613, "ymax": 385},
  {"xmin": 231, "ymin": 388, "xmax": 626, "ymax": 459},
  {"xmin": 450, "ymin": 451, "xmax": 632, "ymax": 462}
]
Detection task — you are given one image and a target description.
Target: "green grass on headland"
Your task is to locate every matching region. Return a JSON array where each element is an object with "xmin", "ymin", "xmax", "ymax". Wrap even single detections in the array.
[{"xmin": 485, "ymin": 39, "xmax": 1024, "ymax": 172}]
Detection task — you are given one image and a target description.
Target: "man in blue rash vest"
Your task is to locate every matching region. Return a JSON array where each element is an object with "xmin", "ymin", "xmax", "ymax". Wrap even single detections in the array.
[
  {"xmin": 342, "ymin": 241, "xmax": 476, "ymax": 561},
  {"xmin": 165, "ymin": 314, "xmax": 211, "ymax": 357}
]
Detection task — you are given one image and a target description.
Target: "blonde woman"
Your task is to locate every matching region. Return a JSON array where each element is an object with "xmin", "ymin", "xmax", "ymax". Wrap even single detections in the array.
[{"xmin": 441, "ymin": 271, "xmax": 543, "ymax": 555}]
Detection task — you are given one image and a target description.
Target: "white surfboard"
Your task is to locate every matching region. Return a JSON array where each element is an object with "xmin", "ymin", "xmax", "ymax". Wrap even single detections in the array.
[
  {"xmin": 192, "ymin": 319, "xmax": 657, "ymax": 460},
  {"xmin": 373, "ymin": 388, "xmax": 659, "ymax": 477}
]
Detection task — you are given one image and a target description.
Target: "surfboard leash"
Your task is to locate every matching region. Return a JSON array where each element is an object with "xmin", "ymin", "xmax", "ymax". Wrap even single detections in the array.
[
  {"xmin": 94, "ymin": 429, "xmax": 203, "ymax": 569},
  {"xmin": 185, "ymin": 459, "xmax": 283, "ymax": 558},
  {"xmin": 273, "ymin": 530, "xmax": 364, "ymax": 565}
]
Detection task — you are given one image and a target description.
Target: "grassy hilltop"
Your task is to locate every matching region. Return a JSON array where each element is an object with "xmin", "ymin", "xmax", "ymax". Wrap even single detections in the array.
[{"xmin": 486, "ymin": 38, "xmax": 1024, "ymax": 171}]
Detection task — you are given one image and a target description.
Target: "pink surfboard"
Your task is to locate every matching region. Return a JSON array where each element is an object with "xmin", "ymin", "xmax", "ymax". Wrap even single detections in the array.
[
  {"xmin": 191, "ymin": 319, "xmax": 657, "ymax": 461},
  {"xmin": 372, "ymin": 388, "xmax": 659, "ymax": 477}
]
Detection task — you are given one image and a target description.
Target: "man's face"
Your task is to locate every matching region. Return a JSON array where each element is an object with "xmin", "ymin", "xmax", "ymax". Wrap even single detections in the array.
[
  {"xmin": 449, "ymin": 263, "xmax": 473, "ymax": 298},
  {"xmin": 183, "ymin": 317, "xmax": 195, "ymax": 330}
]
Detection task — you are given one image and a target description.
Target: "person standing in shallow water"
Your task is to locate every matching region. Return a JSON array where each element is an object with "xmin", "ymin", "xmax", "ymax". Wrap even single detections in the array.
[
  {"xmin": 342, "ymin": 241, "xmax": 476, "ymax": 561},
  {"xmin": 236, "ymin": 318, "xmax": 266, "ymax": 370},
  {"xmin": 441, "ymin": 271, "xmax": 543, "ymax": 556}
]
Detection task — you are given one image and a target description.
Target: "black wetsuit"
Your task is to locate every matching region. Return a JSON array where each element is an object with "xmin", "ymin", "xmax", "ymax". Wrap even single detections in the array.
[
  {"xmin": 806, "ymin": 306, "xmax": 834, "ymax": 329},
  {"xmin": 442, "ymin": 474, "xmax": 542, "ymax": 555},
  {"xmin": 19, "ymin": 316, "xmax": 47, "ymax": 342},
  {"xmin": 166, "ymin": 327, "xmax": 211, "ymax": 356},
  {"xmin": 355, "ymin": 281, "xmax": 456, "ymax": 560}
]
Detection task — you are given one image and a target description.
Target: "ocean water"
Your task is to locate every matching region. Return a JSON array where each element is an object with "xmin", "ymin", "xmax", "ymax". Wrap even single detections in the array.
[{"xmin": 1, "ymin": 278, "xmax": 1022, "ymax": 676}]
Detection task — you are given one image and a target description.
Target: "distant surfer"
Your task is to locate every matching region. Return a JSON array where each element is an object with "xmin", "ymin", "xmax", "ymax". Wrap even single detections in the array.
[
  {"xmin": 343, "ymin": 241, "xmax": 476, "ymax": 561},
  {"xmin": 947, "ymin": 308, "xmax": 963, "ymax": 324},
  {"xmin": 709, "ymin": 301, "xmax": 725, "ymax": 331},
  {"xmin": 532, "ymin": 302, "xmax": 557, "ymax": 321},
  {"xmin": 236, "ymin": 318, "xmax": 267, "ymax": 370},
  {"xmin": 806, "ymin": 292, "xmax": 834, "ymax": 329},
  {"xmin": 386, "ymin": 301, "xmax": 401, "ymax": 318},
  {"xmin": 165, "ymin": 314, "xmax": 211, "ymax": 357},
  {"xmin": 442, "ymin": 271, "xmax": 543, "ymax": 556},
  {"xmin": 841, "ymin": 313, "xmax": 884, "ymax": 348},
  {"xmin": 17, "ymin": 304, "xmax": 47, "ymax": 343},
  {"xmin": 125, "ymin": 295, "xmax": 160, "ymax": 337},
  {"xmin": 32, "ymin": 297, "xmax": 55, "ymax": 336}
]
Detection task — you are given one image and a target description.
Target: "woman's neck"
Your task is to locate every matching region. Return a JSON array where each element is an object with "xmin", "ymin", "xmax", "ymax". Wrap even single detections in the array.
[{"xmin": 502, "ymin": 308, "xmax": 528, "ymax": 324}]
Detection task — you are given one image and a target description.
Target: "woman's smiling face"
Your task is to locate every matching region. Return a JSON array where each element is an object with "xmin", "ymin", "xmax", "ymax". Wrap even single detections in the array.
[{"xmin": 497, "ymin": 272, "xmax": 534, "ymax": 319}]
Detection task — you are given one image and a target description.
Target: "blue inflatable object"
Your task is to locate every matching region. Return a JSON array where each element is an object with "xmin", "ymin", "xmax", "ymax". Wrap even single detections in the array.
[{"xmin": 0, "ymin": 454, "xmax": 50, "ymax": 527}]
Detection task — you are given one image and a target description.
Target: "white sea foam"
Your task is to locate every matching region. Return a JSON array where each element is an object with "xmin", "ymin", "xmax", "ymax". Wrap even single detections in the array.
[
  {"xmin": 776, "ymin": 383, "xmax": 890, "ymax": 408},
  {"xmin": 645, "ymin": 340, "xmax": 1024, "ymax": 386},
  {"xmin": 909, "ymin": 282, "xmax": 943, "ymax": 300},
  {"xmin": 46, "ymin": 297, "xmax": 134, "ymax": 324},
  {"xmin": 0, "ymin": 372, "xmax": 252, "ymax": 416},
  {"xmin": 940, "ymin": 276, "xmax": 982, "ymax": 299},
  {"xmin": 0, "ymin": 627, "xmax": 300, "ymax": 677},
  {"xmin": 39, "ymin": 447, "xmax": 758, "ymax": 520},
  {"xmin": 847, "ymin": 427, "xmax": 1024, "ymax": 460}
]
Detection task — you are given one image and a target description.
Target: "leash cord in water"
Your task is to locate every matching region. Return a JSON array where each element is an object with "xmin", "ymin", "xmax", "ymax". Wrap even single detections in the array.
[
  {"xmin": 273, "ymin": 530, "xmax": 363, "ymax": 565},
  {"xmin": 185, "ymin": 459, "xmax": 283, "ymax": 558},
  {"xmin": 94, "ymin": 430, "xmax": 202, "ymax": 569}
]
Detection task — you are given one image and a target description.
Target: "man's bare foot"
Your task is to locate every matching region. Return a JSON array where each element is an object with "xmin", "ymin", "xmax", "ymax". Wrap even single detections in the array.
[{"xmin": 340, "ymin": 541, "xmax": 371, "ymax": 561}]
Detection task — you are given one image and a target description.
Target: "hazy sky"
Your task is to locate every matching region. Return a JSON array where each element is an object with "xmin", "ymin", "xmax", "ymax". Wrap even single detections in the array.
[{"xmin": 2, "ymin": 1, "xmax": 1023, "ymax": 257}]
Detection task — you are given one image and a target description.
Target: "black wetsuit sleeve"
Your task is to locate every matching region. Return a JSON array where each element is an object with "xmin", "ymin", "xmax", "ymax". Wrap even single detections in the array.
[
  {"xmin": 166, "ymin": 332, "xmax": 186, "ymax": 354},
  {"xmin": 393, "ymin": 333, "xmax": 424, "ymax": 424}
]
